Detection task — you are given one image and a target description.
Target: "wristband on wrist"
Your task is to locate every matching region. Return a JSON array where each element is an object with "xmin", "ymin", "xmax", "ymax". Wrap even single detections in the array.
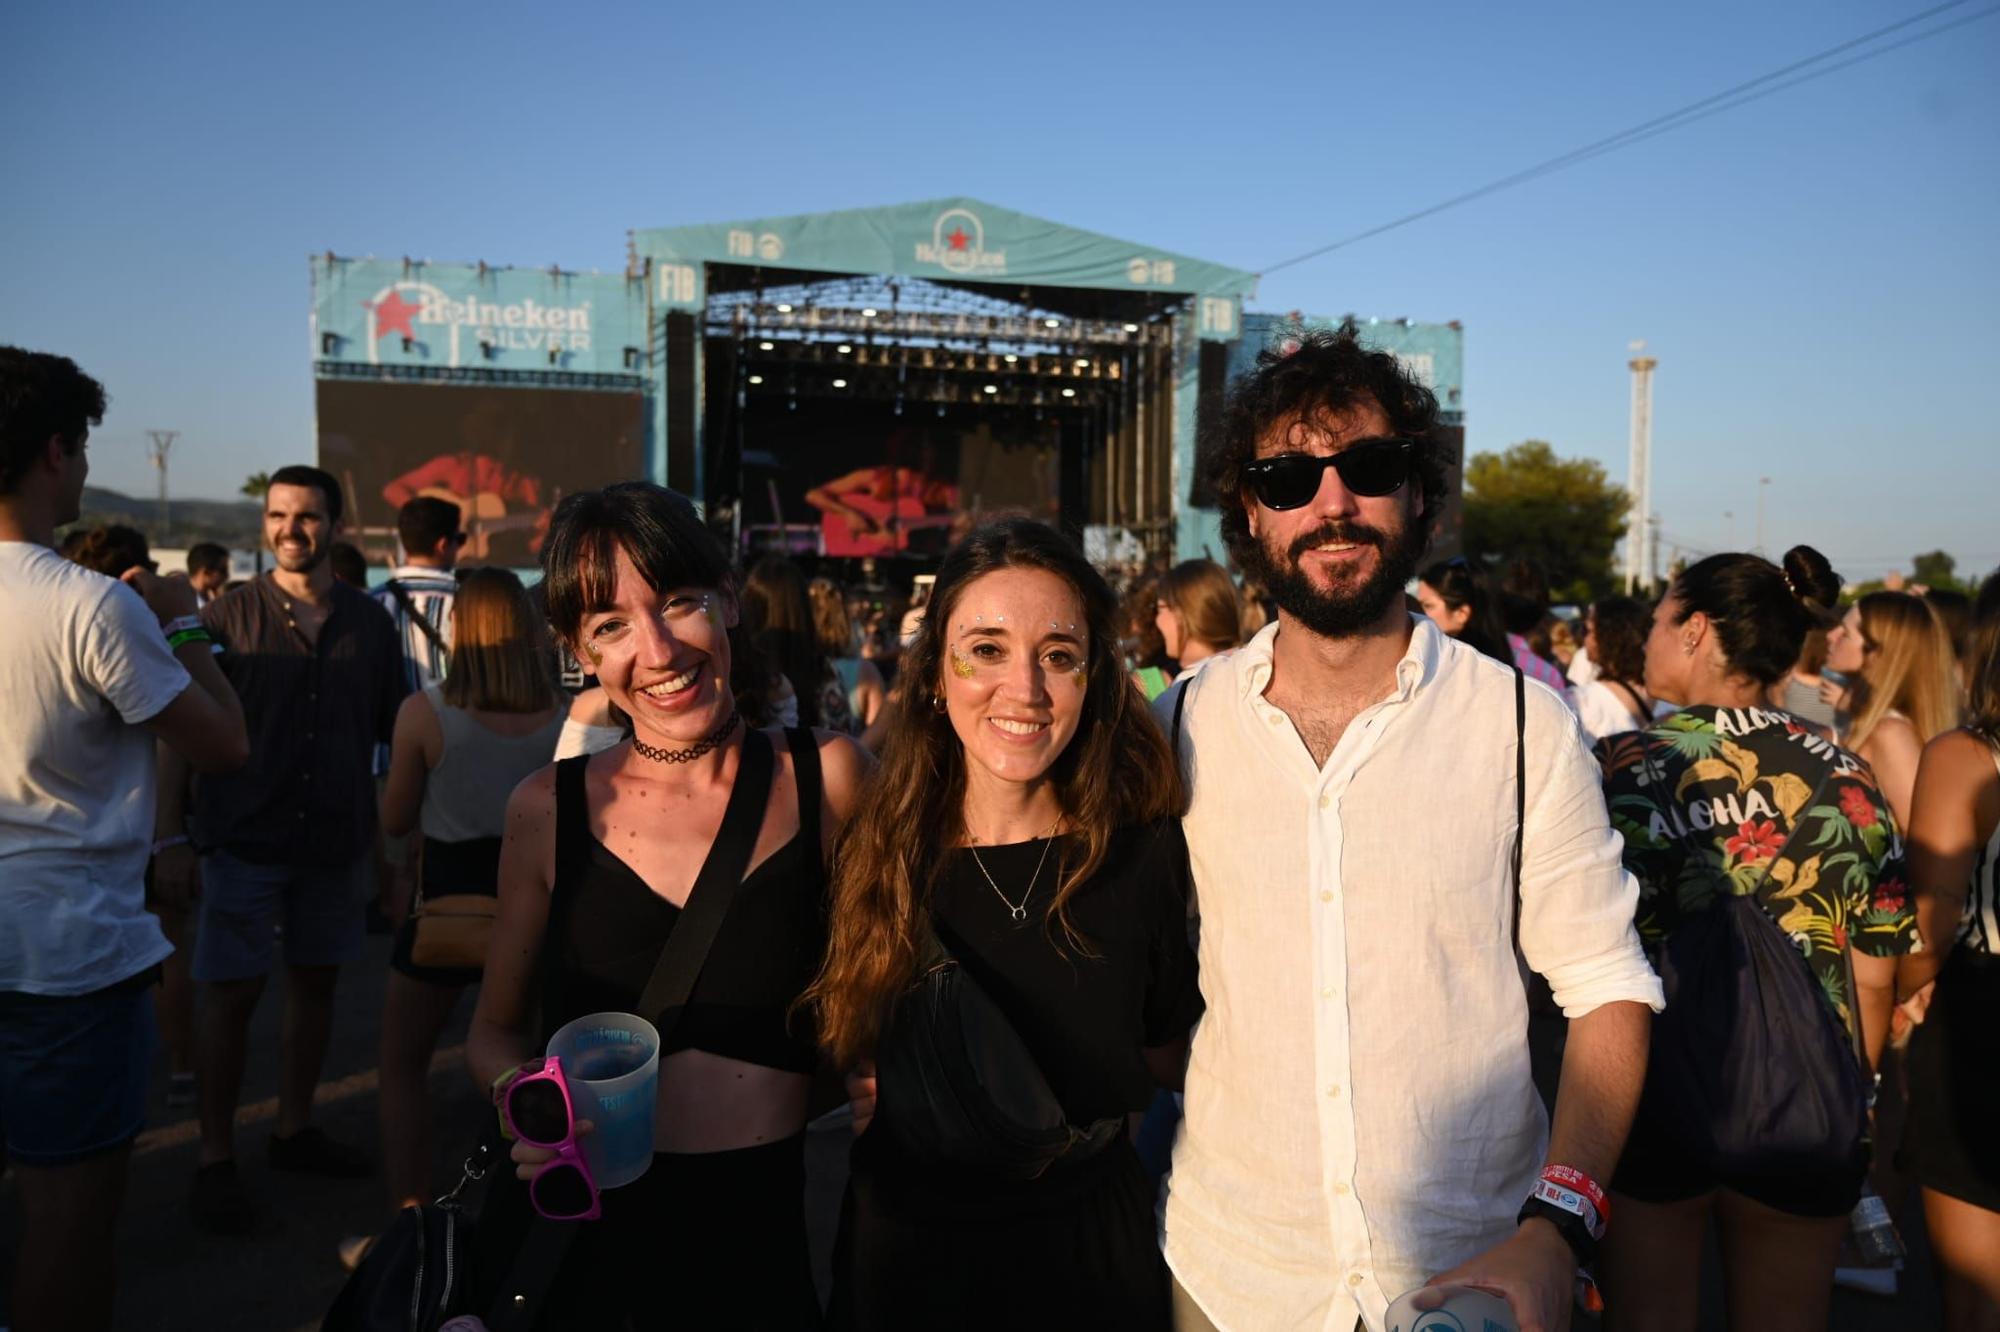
[
  {"xmin": 151, "ymin": 834, "xmax": 191, "ymax": 855},
  {"xmin": 489, "ymin": 1058, "xmax": 545, "ymax": 1137},
  {"xmin": 167, "ymin": 627, "xmax": 213, "ymax": 650},
  {"xmin": 1539, "ymin": 1164, "xmax": 1610, "ymax": 1226},
  {"xmin": 1529, "ymin": 1176, "xmax": 1606, "ymax": 1241},
  {"xmin": 163, "ymin": 614, "xmax": 203, "ymax": 637},
  {"xmin": 1519, "ymin": 1194, "xmax": 1599, "ymax": 1267}
]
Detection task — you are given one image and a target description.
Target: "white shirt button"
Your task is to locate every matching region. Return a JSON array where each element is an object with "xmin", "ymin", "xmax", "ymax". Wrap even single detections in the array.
[
  {"xmin": 1334, "ymin": 1181, "xmax": 1351, "ymax": 1196},
  {"xmin": 1268, "ymin": 713, "xmax": 1282, "ymax": 725},
  {"xmin": 1325, "ymin": 1084, "xmax": 1341, "ymax": 1098},
  {"xmin": 1348, "ymin": 1272, "xmax": 1364, "ymax": 1287},
  {"xmin": 1318, "ymin": 793, "xmax": 1331, "ymax": 809},
  {"xmin": 1320, "ymin": 985, "xmax": 1336, "ymax": 998},
  {"xmin": 1318, "ymin": 890, "xmax": 1333, "ymax": 903}
]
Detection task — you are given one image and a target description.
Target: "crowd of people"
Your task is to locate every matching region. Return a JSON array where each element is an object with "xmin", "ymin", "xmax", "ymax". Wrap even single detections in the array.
[{"xmin": 3, "ymin": 334, "xmax": 1998, "ymax": 1332}]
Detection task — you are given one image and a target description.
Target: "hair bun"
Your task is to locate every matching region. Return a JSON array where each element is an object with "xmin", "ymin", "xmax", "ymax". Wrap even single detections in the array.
[{"xmin": 1781, "ymin": 545, "xmax": 1841, "ymax": 617}]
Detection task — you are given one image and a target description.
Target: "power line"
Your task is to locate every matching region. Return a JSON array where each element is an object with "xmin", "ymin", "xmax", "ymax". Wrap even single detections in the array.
[{"xmin": 1259, "ymin": 1, "xmax": 1997, "ymax": 276}]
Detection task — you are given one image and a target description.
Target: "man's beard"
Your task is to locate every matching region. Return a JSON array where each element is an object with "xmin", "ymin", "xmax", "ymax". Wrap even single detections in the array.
[
  {"xmin": 1240, "ymin": 515, "xmax": 1425, "ymax": 640},
  {"xmin": 270, "ymin": 538, "xmax": 327, "ymax": 574}
]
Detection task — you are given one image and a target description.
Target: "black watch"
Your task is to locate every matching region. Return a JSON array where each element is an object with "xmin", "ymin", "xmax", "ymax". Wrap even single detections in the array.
[{"xmin": 1518, "ymin": 1195, "xmax": 1598, "ymax": 1268}]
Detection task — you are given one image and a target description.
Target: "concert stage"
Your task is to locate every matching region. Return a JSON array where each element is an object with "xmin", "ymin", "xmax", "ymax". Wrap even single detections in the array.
[
  {"xmin": 310, "ymin": 203, "xmax": 1465, "ymax": 574},
  {"xmin": 634, "ymin": 199, "xmax": 1258, "ymax": 568}
]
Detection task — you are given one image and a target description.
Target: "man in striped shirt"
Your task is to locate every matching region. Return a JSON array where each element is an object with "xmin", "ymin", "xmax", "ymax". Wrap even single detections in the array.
[{"xmin": 372, "ymin": 496, "xmax": 461, "ymax": 691}]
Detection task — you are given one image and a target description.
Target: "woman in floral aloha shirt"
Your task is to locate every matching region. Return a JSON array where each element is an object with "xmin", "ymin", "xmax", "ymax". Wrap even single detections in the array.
[{"xmin": 1591, "ymin": 547, "xmax": 1919, "ymax": 1332}]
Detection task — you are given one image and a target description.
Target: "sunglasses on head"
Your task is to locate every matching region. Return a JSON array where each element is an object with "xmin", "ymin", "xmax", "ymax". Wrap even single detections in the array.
[
  {"xmin": 1241, "ymin": 437, "xmax": 1415, "ymax": 511},
  {"xmin": 499, "ymin": 1057, "xmax": 601, "ymax": 1222}
]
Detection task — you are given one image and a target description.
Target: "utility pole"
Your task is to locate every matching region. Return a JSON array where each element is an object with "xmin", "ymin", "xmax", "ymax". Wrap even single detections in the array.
[
  {"xmin": 145, "ymin": 430, "xmax": 179, "ymax": 541},
  {"xmin": 1626, "ymin": 344, "xmax": 1657, "ymax": 591},
  {"xmin": 1755, "ymin": 476, "xmax": 1771, "ymax": 556}
]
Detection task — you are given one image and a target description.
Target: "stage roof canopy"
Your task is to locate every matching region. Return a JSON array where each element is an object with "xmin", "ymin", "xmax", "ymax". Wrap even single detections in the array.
[{"xmin": 636, "ymin": 197, "xmax": 1258, "ymax": 339}]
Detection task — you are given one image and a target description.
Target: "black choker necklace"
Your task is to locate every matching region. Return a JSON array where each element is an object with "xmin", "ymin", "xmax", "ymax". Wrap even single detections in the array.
[{"xmin": 631, "ymin": 710, "xmax": 740, "ymax": 764}]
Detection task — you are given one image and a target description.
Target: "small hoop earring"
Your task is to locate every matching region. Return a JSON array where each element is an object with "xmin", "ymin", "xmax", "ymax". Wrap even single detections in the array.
[{"xmin": 931, "ymin": 694, "xmax": 947, "ymax": 714}]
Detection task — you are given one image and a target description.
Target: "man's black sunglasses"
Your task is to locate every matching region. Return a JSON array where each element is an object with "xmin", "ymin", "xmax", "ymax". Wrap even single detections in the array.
[{"xmin": 1241, "ymin": 438, "xmax": 1416, "ymax": 511}]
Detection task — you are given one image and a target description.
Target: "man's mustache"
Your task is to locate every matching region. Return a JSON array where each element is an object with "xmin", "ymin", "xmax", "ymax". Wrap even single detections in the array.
[{"xmin": 1285, "ymin": 522, "xmax": 1385, "ymax": 563}]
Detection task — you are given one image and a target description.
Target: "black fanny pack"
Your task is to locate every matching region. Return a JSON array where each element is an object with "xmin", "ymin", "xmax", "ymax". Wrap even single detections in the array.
[{"xmin": 875, "ymin": 937, "xmax": 1123, "ymax": 1180}]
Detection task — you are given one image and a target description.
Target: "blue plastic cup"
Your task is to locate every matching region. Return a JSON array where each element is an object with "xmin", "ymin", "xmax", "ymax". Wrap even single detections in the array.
[
  {"xmin": 1384, "ymin": 1284, "xmax": 1518, "ymax": 1332},
  {"xmin": 545, "ymin": 1011, "xmax": 660, "ymax": 1189}
]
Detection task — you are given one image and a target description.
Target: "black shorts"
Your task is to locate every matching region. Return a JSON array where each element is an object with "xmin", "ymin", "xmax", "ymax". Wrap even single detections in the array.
[
  {"xmin": 1902, "ymin": 952, "xmax": 2000, "ymax": 1213},
  {"xmin": 1612, "ymin": 1085, "xmax": 1868, "ymax": 1218}
]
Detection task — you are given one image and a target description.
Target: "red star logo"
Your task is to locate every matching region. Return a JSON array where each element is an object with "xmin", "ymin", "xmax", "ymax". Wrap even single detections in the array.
[
  {"xmin": 369, "ymin": 289, "xmax": 422, "ymax": 341},
  {"xmin": 946, "ymin": 226, "xmax": 970, "ymax": 252}
]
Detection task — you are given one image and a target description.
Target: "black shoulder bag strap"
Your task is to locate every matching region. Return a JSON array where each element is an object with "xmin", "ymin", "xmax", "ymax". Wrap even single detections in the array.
[
  {"xmin": 1510, "ymin": 665, "xmax": 1527, "ymax": 936},
  {"xmin": 384, "ymin": 578, "xmax": 447, "ymax": 653},
  {"xmin": 636, "ymin": 725, "xmax": 776, "ymax": 1027},
  {"xmin": 489, "ymin": 729, "xmax": 776, "ymax": 1332}
]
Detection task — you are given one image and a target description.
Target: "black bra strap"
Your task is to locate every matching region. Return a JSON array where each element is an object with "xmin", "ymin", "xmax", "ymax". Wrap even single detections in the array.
[{"xmin": 784, "ymin": 727, "xmax": 823, "ymax": 862}]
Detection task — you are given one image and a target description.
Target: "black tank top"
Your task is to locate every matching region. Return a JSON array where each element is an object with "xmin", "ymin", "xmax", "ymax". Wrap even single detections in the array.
[{"xmin": 539, "ymin": 727, "xmax": 826, "ymax": 1074}]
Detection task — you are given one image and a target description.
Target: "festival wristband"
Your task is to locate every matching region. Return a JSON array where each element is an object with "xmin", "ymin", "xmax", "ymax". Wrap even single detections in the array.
[
  {"xmin": 1539, "ymin": 1164, "xmax": 1610, "ymax": 1228},
  {"xmin": 1529, "ymin": 1177, "xmax": 1606, "ymax": 1242},
  {"xmin": 488, "ymin": 1059, "xmax": 544, "ymax": 1136},
  {"xmin": 167, "ymin": 627, "xmax": 213, "ymax": 650},
  {"xmin": 163, "ymin": 614, "xmax": 203, "ymax": 637},
  {"xmin": 1519, "ymin": 1194, "xmax": 1600, "ymax": 1268}
]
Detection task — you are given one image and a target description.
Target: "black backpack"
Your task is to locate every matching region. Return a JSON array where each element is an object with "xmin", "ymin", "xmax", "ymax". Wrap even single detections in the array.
[{"xmin": 1635, "ymin": 756, "xmax": 1872, "ymax": 1178}]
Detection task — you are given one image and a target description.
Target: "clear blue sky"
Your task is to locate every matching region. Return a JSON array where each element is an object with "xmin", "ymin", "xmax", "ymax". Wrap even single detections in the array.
[{"xmin": 5, "ymin": 0, "xmax": 1996, "ymax": 582}]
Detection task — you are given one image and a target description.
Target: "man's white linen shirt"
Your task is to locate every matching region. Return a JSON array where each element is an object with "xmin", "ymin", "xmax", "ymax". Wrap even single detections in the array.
[{"xmin": 1160, "ymin": 616, "xmax": 1662, "ymax": 1332}]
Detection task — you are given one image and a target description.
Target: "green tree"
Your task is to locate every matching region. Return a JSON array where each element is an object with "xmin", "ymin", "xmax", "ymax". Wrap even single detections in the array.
[
  {"xmin": 1461, "ymin": 440, "xmax": 1629, "ymax": 603},
  {"xmin": 1911, "ymin": 549, "xmax": 1964, "ymax": 593},
  {"xmin": 240, "ymin": 471, "xmax": 270, "ymax": 500}
]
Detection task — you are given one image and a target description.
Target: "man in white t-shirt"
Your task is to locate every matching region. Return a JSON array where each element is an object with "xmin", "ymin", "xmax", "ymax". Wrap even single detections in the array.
[{"xmin": 0, "ymin": 348, "xmax": 249, "ymax": 1331}]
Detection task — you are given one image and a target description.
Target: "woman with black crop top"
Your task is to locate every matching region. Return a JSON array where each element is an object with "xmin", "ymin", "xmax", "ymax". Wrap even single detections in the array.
[
  {"xmin": 808, "ymin": 519, "xmax": 1201, "ymax": 1329},
  {"xmin": 467, "ymin": 483, "xmax": 869, "ymax": 1330}
]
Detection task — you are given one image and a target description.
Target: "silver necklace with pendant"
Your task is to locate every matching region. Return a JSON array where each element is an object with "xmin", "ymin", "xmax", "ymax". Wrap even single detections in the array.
[{"xmin": 967, "ymin": 819, "xmax": 1061, "ymax": 923}]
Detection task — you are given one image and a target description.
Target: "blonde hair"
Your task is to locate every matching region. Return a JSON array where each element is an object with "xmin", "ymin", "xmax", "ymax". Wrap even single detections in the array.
[
  {"xmin": 1847, "ymin": 591, "xmax": 1960, "ymax": 752},
  {"xmin": 1160, "ymin": 559, "xmax": 1243, "ymax": 653},
  {"xmin": 808, "ymin": 577, "xmax": 854, "ymax": 659},
  {"xmin": 441, "ymin": 568, "xmax": 561, "ymax": 714}
]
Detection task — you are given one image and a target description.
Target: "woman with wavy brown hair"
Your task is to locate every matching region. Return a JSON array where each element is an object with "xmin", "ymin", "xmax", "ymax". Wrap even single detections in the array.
[
  {"xmin": 1574, "ymin": 596, "xmax": 1654, "ymax": 742},
  {"xmin": 810, "ymin": 517, "xmax": 1200, "ymax": 1329}
]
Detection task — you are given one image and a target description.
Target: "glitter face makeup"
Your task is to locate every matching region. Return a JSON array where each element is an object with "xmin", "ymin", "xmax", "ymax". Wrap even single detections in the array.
[
  {"xmin": 571, "ymin": 548, "xmax": 735, "ymax": 753},
  {"xmin": 938, "ymin": 567, "xmax": 1092, "ymax": 787}
]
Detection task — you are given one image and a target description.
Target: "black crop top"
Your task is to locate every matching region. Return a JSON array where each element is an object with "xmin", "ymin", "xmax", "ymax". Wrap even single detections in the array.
[{"xmin": 539, "ymin": 728, "xmax": 827, "ymax": 1075}]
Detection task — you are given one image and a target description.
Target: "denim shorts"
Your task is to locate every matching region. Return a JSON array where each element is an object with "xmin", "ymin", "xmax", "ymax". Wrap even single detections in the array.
[
  {"xmin": 0, "ymin": 970, "xmax": 157, "ymax": 1166},
  {"xmin": 193, "ymin": 849, "xmax": 370, "ymax": 983}
]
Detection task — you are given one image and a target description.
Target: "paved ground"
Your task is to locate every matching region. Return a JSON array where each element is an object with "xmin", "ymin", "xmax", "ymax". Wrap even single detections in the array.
[{"xmin": 0, "ymin": 931, "xmax": 1940, "ymax": 1330}]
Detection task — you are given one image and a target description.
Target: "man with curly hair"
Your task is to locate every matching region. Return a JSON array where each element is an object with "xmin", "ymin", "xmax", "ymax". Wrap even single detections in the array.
[{"xmin": 1158, "ymin": 328, "xmax": 1661, "ymax": 1332}]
